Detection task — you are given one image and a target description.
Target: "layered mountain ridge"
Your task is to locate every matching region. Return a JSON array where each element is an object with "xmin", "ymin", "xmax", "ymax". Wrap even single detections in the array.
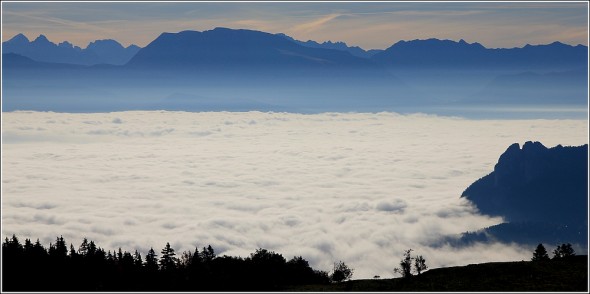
[
  {"xmin": 4, "ymin": 28, "xmax": 587, "ymax": 70},
  {"xmin": 2, "ymin": 28, "xmax": 588, "ymax": 114},
  {"xmin": 372, "ymin": 38, "xmax": 587, "ymax": 70},
  {"xmin": 2, "ymin": 33, "xmax": 140, "ymax": 65}
]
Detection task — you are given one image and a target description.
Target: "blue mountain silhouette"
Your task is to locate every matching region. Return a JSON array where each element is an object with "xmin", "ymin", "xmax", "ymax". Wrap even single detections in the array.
[
  {"xmin": 86, "ymin": 39, "xmax": 141, "ymax": 65},
  {"xmin": 456, "ymin": 142, "xmax": 588, "ymax": 246},
  {"xmin": 2, "ymin": 33, "xmax": 140, "ymax": 65},
  {"xmin": 126, "ymin": 27, "xmax": 381, "ymax": 73},
  {"xmin": 462, "ymin": 141, "xmax": 588, "ymax": 224},
  {"xmin": 275, "ymin": 33, "xmax": 382, "ymax": 58},
  {"xmin": 371, "ymin": 38, "xmax": 587, "ymax": 70},
  {"xmin": 2, "ymin": 28, "xmax": 587, "ymax": 114},
  {"xmin": 2, "ymin": 52, "xmax": 85, "ymax": 69}
]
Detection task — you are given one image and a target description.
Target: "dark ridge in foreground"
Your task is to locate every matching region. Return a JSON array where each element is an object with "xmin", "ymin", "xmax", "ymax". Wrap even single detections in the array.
[
  {"xmin": 288, "ymin": 256, "xmax": 588, "ymax": 292},
  {"xmin": 3, "ymin": 235, "xmax": 586, "ymax": 291}
]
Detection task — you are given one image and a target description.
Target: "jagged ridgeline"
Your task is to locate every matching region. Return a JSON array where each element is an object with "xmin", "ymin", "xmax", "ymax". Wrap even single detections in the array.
[{"xmin": 460, "ymin": 141, "xmax": 588, "ymax": 246}]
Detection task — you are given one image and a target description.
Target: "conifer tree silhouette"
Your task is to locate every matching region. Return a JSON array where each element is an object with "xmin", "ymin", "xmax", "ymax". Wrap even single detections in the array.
[{"xmin": 532, "ymin": 243, "xmax": 550, "ymax": 261}]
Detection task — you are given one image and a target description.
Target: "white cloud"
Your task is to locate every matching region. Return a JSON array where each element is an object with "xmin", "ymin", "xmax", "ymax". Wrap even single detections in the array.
[{"xmin": 1, "ymin": 111, "xmax": 587, "ymax": 279}]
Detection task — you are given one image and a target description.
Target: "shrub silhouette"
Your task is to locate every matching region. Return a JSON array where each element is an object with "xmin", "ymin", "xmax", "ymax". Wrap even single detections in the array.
[
  {"xmin": 553, "ymin": 243, "xmax": 575, "ymax": 259},
  {"xmin": 414, "ymin": 255, "xmax": 427, "ymax": 275},
  {"xmin": 394, "ymin": 249, "xmax": 414, "ymax": 278},
  {"xmin": 331, "ymin": 260, "xmax": 354, "ymax": 282}
]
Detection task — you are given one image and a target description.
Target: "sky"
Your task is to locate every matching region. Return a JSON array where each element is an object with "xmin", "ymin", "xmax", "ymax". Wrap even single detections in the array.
[
  {"xmin": 2, "ymin": 111, "xmax": 588, "ymax": 279},
  {"xmin": 1, "ymin": 1, "xmax": 588, "ymax": 50}
]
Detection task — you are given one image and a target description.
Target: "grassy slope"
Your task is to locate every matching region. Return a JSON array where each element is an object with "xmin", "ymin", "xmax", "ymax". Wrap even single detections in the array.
[{"xmin": 287, "ymin": 255, "xmax": 588, "ymax": 292}]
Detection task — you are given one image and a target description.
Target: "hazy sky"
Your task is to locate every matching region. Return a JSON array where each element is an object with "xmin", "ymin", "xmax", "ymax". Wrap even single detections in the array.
[{"xmin": 1, "ymin": 1, "xmax": 588, "ymax": 49}]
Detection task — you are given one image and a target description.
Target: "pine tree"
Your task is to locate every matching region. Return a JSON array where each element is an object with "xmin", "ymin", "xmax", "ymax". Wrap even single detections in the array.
[
  {"xmin": 133, "ymin": 250, "xmax": 143, "ymax": 268},
  {"xmin": 78, "ymin": 238, "xmax": 89, "ymax": 256},
  {"xmin": 49, "ymin": 236, "xmax": 68, "ymax": 259},
  {"xmin": 191, "ymin": 246, "xmax": 202, "ymax": 266},
  {"xmin": 179, "ymin": 250, "xmax": 194, "ymax": 269},
  {"xmin": 23, "ymin": 238, "xmax": 33, "ymax": 252},
  {"xmin": 159, "ymin": 242, "xmax": 178, "ymax": 271},
  {"xmin": 32, "ymin": 239, "xmax": 48, "ymax": 258},
  {"xmin": 69, "ymin": 244, "xmax": 79, "ymax": 258},
  {"xmin": 87, "ymin": 240, "xmax": 97, "ymax": 257},
  {"xmin": 4, "ymin": 234, "xmax": 23, "ymax": 252},
  {"xmin": 145, "ymin": 247, "xmax": 159, "ymax": 272},
  {"xmin": 532, "ymin": 243, "xmax": 550, "ymax": 261},
  {"xmin": 201, "ymin": 245, "xmax": 215, "ymax": 263}
]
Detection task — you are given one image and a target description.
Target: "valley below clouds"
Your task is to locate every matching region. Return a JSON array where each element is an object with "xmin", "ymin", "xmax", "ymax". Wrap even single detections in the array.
[{"xmin": 1, "ymin": 110, "xmax": 587, "ymax": 278}]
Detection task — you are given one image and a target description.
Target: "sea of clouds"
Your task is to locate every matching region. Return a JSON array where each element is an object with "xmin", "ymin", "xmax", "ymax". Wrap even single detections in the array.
[{"xmin": 2, "ymin": 111, "xmax": 588, "ymax": 279}]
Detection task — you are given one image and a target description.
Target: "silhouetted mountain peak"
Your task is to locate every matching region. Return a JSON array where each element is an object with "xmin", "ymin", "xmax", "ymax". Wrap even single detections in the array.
[
  {"xmin": 87, "ymin": 39, "xmax": 125, "ymax": 50},
  {"xmin": 550, "ymin": 41, "xmax": 566, "ymax": 46},
  {"xmin": 58, "ymin": 41, "xmax": 82, "ymax": 51},
  {"xmin": 381, "ymin": 38, "xmax": 489, "ymax": 55},
  {"xmin": 127, "ymin": 44, "xmax": 140, "ymax": 50},
  {"xmin": 522, "ymin": 140, "xmax": 547, "ymax": 152},
  {"xmin": 58, "ymin": 41, "xmax": 72, "ymax": 47},
  {"xmin": 33, "ymin": 34, "xmax": 51, "ymax": 44},
  {"xmin": 457, "ymin": 141, "xmax": 589, "ymax": 247},
  {"xmin": 7, "ymin": 33, "xmax": 29, "ymax": 44},
  {"xmin": 462, "ymin": 141, "xmax": 588, "ymax": 224},
  {"xmin": 494, "ymin": 141, "xmax": 552, "ymax": 185}
]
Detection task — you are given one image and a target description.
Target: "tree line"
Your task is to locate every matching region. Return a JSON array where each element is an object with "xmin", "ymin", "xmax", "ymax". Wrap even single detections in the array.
[
  {"xmin": 531, "ymin": 243, "xmax": 576, "ymax": 261},
  {"xmin": 2, "ymin": 235, "xmax": 342, "ymax": 291},
  {"xmin": 4, "ymin": 234, "xmax": 574, "ymax": 291}
]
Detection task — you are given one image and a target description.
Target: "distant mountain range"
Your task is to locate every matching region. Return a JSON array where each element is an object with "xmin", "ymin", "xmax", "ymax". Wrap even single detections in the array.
[
  {"xmin": 2, "ymin": 28, "xmax": 588, "ymax": 114},
  {"xmin": 4, "ymin": 28, "xmax": 586, "ymax": 70},
  {"xmin": 2, "ymin": 33, "xmax": 140, "ymax": 65},
  {"xmin": 372, "ymin": 38, "xmax": 587, "ymax": 70},
  {"xmin": 453, "ymin": 141, "xmax": 588, "ymax": 247},
  {"xmin": 275, "ymin": 33, "xmax": 383, "ymax": 58}
]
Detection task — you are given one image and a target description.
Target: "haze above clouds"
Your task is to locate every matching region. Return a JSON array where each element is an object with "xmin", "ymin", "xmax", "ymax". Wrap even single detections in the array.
[{"xmin": 2, "ymin": 111, "xmax": 588, "ymax": 278}]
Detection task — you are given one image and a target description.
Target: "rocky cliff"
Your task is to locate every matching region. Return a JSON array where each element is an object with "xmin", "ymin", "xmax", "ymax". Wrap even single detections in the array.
[{"xmin": 462, "ymin": 141, "xmax": 588, "ymax": 225}]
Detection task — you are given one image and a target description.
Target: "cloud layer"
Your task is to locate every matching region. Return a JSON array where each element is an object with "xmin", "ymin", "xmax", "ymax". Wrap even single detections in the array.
[{"xmin": 2, "ymin": 111, "xmax": 587, "ymax": 278}]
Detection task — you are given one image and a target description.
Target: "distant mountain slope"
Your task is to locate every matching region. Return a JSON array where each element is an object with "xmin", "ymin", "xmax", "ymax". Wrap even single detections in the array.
[
  {"xmin": 125, "ymin": 27, "xmax": 383, "ymax": 74},
  {"xmin": 275, "ymin": 33, "xmax": 382, "ymax": 58},
  {"xmin": 2, "ymin": 33, "xmax": 140, "ymax": 65},
  {"xmin": 371, "ymin": 38, "xmax": 588, "ymax": 71},
  {"xmin": 2, "ymin": 53, "xmax": 86, "ymax": 70},
  {"xmin": 86, "ymin": 39, "xmax": 141, "ymax": 65}
]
